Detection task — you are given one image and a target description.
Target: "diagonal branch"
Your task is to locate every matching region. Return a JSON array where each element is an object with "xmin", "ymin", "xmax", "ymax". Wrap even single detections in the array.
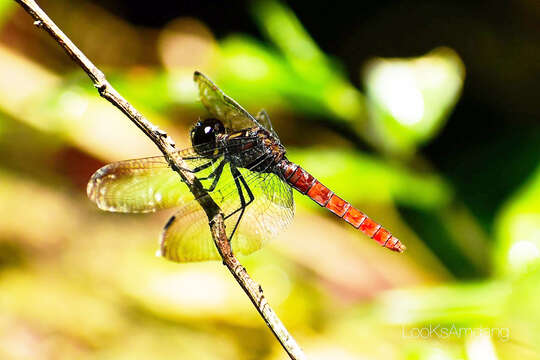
[{"xmin": 13, "ymin": 1, "xmax": 305, "ymax": 359}]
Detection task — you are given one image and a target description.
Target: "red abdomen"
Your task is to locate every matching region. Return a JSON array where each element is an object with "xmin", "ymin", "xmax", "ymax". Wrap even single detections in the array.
[{"xmin": 278, "ymin": 160, "xmax": 405, "ymax": 252}]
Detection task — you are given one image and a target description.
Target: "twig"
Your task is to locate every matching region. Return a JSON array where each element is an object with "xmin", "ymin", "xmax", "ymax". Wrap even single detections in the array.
[{"xmin": 13, "ymin": 1, "xmax": 305, "ymax": 359}]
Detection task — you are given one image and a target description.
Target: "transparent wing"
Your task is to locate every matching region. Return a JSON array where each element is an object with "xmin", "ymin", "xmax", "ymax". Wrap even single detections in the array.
[
  {"xmin": 87, "ymin": 156, "xmax": 187, "ymax": 213},
  {"xmin": 233, "ymin": 170, "xmax": 294, "ymax": 249},
  {"xmin": 87, "ymin": 146, "xmax": 228, "ymax": 213},
  {"xmin": 194, "ymin": 71, "xmax": 264, "ymax": 132},
  {"xmin": 87, "ymin": 135, "xmax": 267, "ymax": 213},
  {"xmin": 160, "ymin": 163, "xmax": 295, "ymax": 263}
]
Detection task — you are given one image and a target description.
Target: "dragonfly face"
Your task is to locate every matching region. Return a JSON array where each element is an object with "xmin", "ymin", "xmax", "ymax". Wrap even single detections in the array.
[
  {"xmin": 190, "ymin": 118, "xmax": 226, "ymax": 157},
  {"xmin": 87, "ymin": 71, "xmax": 404, "ymax": 263}
]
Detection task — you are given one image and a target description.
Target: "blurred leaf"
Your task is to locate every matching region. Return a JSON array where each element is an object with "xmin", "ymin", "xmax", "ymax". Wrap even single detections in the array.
[
  {"xmin": 252, "ymin": 0, "xmax": 333, "ymax": 77},
  {"xmin": 231, "ymin": 0, "xmax": 367, "ymax": 122},
  {"xmin": 363, "ymin": 47, "xmax": 465, "ymax": 156},
  {"xmin": 499, "ymin": 267, "xmax": 540, "ymax": 353},
  {"xmin": 218, "ymin": 35, "xmax": 334, "ymax": 117},
  {"xmin": 400, "ymin": 207, "xmax": 486, "ymax": 278},
  {"xmin": 494, "ymin": 165, "xmax": 540, "ymax": 276}
]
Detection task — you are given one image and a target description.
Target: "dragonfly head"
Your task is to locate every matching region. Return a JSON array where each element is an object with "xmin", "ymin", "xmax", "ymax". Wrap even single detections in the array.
[{"xmin": 190, "ymin": 118, "xmax": 226, "ymax": 156}]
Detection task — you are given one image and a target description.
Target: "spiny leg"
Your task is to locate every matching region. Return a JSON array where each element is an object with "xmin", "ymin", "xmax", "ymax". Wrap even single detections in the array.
[
  {"xmin": 175, "ymin": 158, "xmax": 217, "ymax": 175},
  {"xmin": 191, "ymin": 160, "xmax": 218, "ymax": 173},
  {"xmin": 186, "ymin": 159, "xmax": 226, "ymax": 192},
  {"xmin": 200, "ymin": 160, "xmax": 226, "ymax": 192},
  {"xmin": 225, "ymin": 166, "xmax": 255, "ymax": 240},
  {"xmin": 220, "ymin": 152, "xmax": 271, "ymax": 221},
  {"xmin": 224, "ymin": 168, "xmax": 255, "ymax": 221}
]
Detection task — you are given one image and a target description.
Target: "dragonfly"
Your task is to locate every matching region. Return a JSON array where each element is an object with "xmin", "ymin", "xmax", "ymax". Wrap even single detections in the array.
[{"xmin": 87, "ymin": 71, "xmax": 405, "ymax": 262}]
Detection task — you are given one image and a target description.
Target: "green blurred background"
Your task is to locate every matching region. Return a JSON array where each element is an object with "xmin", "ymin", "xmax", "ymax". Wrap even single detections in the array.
[{"xmin": 0, "ymin": 0, "xmax": 539, "ymax": 359}]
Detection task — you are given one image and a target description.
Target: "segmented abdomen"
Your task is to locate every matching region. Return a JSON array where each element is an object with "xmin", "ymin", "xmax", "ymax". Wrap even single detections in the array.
[{"xmin": 278, "ymin": 160, "xmax": 405, "ymax": 252}]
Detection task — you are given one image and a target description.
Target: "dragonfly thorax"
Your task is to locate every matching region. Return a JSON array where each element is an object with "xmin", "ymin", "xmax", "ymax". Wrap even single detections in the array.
[{"xmin": 224, "ymin": 126, "xmax": 286, "ymax": 174}]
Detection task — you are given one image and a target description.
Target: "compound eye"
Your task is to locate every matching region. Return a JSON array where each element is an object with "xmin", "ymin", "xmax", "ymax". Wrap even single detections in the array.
[{"xmin": 190, "ymin": 118, "xmax": 225, "ymax": 148}]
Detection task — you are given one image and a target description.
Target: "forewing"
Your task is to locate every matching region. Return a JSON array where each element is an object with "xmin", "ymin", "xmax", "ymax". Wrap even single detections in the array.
[
  {"xmin": 87, "ymin": 134, "xmax": 264, "ymax": 214},
  {"xmin": 194, "ymin": 71, "xmax": 262, "ymax": 132},
  {"xmin": 161, "ymin": 164, "xmax": 295, "ymax": 262},
  {"xmin": 87, "ymin": 152, "xmax": 219, "ymax": 213}
]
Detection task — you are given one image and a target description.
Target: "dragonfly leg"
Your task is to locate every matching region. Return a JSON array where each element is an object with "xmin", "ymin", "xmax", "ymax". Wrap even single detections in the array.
[
  {"xmin": 191, "ymin": 160, "xmax": 217, "ymax": 173},
  {"xmin": 177, "ymin": 158, "xmax": 217, "ymax": 174},
  {"xmin": 199, "ymin": 160, "xmax": 226, "ymax": 192},
  {"xmin": 225, "ymin": 167, "xmax": 255, "ymax": 240}
]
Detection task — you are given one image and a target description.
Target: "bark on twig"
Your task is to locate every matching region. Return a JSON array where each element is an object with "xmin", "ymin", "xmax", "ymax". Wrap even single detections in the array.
[{"xmin": 13, "ymin": 1, "xmax": 305, "ymax": 359}]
